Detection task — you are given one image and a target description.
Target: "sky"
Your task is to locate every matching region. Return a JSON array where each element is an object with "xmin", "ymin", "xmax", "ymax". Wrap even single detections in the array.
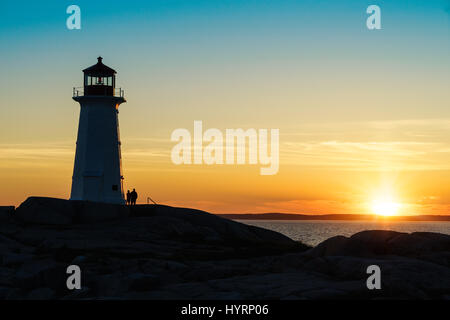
[{"xmin": 0, "ymin": 0, "xmax": 449, "ymax": 215}]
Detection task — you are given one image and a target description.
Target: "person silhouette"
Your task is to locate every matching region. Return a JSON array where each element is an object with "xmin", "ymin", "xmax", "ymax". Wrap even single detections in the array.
[
  {"xmin": 130, "ymin": 188, "xmax": 138, "ymax": 206},
  {"xmin": 126, "ymin": 190, "xmax": 131, "ymax": 206}
]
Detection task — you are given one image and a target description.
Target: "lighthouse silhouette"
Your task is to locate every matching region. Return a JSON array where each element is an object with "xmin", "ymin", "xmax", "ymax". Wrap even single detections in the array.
[{"xmin": 70, "ymin": 57, "xmax": 126, "ymax": 204}]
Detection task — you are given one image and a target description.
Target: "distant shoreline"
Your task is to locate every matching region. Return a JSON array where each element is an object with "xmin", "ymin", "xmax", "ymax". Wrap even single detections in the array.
[{"xmin": 217, "ymin": 213, "xmax": 450, "ymax": 222}]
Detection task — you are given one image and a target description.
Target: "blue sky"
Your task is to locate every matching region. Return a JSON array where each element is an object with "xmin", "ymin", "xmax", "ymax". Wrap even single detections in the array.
[
  {"xmin": 0, "ymin": 0, "xmax": 448, "ymax": 136},
  {"xmin": 2, "ymin": 1, "xmax": 448, "ymax": 65}
]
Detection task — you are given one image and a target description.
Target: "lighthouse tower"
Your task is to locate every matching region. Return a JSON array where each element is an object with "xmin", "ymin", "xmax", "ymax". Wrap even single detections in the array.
[{"xmin": 70, "ymin": 57, "xmax": 126, "ymax": 204}]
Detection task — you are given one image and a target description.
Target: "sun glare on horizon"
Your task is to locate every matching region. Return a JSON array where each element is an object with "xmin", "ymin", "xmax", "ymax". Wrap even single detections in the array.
[{"xmin": 371, "ymin": 197, "xmax": 402, "ymax": 216}]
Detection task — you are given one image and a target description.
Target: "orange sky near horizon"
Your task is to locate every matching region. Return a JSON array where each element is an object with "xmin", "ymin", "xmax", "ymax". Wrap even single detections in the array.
[{"xmin": 1, "ymin": 118, "xmax": 449, "ymax": 216}]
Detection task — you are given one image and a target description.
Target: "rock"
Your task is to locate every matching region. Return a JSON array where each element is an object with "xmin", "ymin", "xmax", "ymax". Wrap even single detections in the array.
[
  {"xmin": 71, "ymin": 256, "xmax": 87, "ymax": 265},
  {"xmin": 27, "ymin": 287, "xmax": 55, "ymax": 300},
  {"xmin": 377, "ymin": 258, "xmax": 450, "ymax": 298},
  {"xmin": 164, "ymin": 261, "xmax": 189, "ymax": 272},
  {"xmin": 0, "ymin": 267, "xmax": 15, "ymax": 286},
  {"xmin": 0, "ymin": 286, "xmax": 11, "ymax": 299},
  {"xmin": 14, "ymin": 259, "xmax": 66, "ymax": 291},
  {"xmin": 163, "ymin": 282, "xmax": 213, "ymax": 299},
  {"xmin": 0, "ymin": 206, "xmax": 14, "ymax": 221},
  {"xmin": 308, "ymin": 230, "xmax": 450, "ymax": 259},
  {"xmin": 306, "ymin": 235, "xmax": 351, "ymax": 257},
  {"xmin": 5, "ymin": 288, "xmax": 23, "ymax": 300},
  {"xmin": 93, "ymin": 274, "xmax": 130, "ymax": 296},
  {"xmin": 2, "ymin": 198, "xmax": 450, "ymax": 300},
  {"xmin": 74, "ymin": 201, "xmax": 129, "ymax": 224},
  {"xmin": 127, "ymin": 273, "xmax": 160, "ymax": 291},
  {"xmin": 2, "ymin": 253, "xmax": 34, "ymax": 267},
  {"xmin": 123, "ymin": 290, "xmax": 179, "ymax": 300},
  {"xmin": 61, "ymin": 287, "xmax": 91, "ymax": 300},
  {"xmin": 301, "ymin": 288, "xmax": 348, "ymax": 299},
  {"xmin": 387, "ymin": 232, "xmax": 450, "ymax": 257},
  {"xmin": 14, "ymin": 197, "xmax": 130, "ymax": 225},
  {"xmin": 281, "ymin": 294, "xmax": 303, "ymax": 300},
  {"xmin": 208, "ymin": 291, "xmax": 243, "ymax": 299},
  {"xmin": 183, "ymin": 266, "xmax": 233, "ymax": 282},
  {"xmin": 15, "ymin": 197, "xmax": 77, "ymax": 225},
  {"xmin": 145, "ymin": 205, "xmax": 298, "ymax": 247}
]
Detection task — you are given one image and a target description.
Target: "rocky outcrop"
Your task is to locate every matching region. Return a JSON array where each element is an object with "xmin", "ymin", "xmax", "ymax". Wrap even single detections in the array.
[
  {"xmin": 14, "ymin": 197, "xmax": 129, "ymax": 225},
  {"xmin": 307, "ymin": 230, "xmax": 450, "ymax": 259},
  {"xmin": 0, "ymin": 206, "xmax": 14, "ymax": 221},
  {"xmin": 1, "ymin": 197, "xmax": 449, "ymax": 300}
]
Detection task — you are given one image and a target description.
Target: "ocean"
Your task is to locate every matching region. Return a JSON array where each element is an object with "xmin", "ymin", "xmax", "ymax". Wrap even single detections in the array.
[{"xmin": 235, "ymin": 219, "xmax": 450, "ymax": 247}]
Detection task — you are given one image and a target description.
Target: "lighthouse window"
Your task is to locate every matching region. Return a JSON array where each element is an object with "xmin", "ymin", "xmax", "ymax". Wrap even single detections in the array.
[
  {"xmin": 112, "ymin": 185, "xmax": 118, "ymax": 191},
  {"xmin": 85, "ymin": 76, "xmax": 112, "ymax": 86},
  {"xmin": 86, "ymin": 76, "xmax": 94, "ymax": 85}
]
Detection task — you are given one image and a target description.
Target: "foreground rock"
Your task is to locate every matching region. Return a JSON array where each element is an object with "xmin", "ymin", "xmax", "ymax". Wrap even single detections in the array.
[
  {"xmin": 308, "ymin": 230, "xmax": 450, "ymax": 258},
  {"xmin": 15, "ymin": 197, "xmax": 130, "ymax": 225},
  {"xmin": 0, "ymin": 206, "xmax": 14, "ymax": 221},
  {"xmin": 0, "ymin": 197, "xmax": 449, "ymax": 300}
]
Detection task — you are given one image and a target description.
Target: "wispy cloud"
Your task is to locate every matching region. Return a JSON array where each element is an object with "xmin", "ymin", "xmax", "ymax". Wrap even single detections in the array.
[{"xmin": 280, "ymin": 119, "xmax": 450, "ymax": 170}]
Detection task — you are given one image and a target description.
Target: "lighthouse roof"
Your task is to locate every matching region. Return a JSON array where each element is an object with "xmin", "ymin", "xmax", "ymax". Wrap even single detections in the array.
[{"xmin": 83, "ymin": 57, "xmax": 117, "ymax": 76}]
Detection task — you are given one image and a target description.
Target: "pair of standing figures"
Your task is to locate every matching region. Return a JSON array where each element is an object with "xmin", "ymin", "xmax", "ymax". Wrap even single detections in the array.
[{"xmin": 126, "ymin": 189, "xmax": 138, "ymax": 205}]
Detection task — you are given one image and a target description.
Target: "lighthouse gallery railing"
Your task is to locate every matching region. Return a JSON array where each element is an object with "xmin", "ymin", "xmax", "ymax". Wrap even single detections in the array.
[{"xmin": 73, "ymin": 87, "xmax": 125, "ymax": 98}]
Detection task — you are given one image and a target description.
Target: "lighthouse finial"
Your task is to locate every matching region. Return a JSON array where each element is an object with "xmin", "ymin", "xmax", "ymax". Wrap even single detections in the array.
[{"xmin": 98, "ymin": 56, "xmax": 103, "ymax": 63}]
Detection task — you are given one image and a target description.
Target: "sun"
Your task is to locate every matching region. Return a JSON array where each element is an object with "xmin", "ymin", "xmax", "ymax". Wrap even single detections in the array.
[{"xmin": 371, "ymin": 198, "xmax": 401, "ymax": 216}]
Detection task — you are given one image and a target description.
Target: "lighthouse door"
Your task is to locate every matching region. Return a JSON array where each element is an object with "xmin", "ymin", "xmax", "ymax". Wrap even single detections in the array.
[{"xmin": 83, "ymin": 171, "xmax": 104, "ymax": 202}]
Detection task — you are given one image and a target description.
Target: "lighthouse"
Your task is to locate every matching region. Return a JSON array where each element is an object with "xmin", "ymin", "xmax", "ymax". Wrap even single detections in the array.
[{"xmin": 70, "ymin": 57, "xmax": 126, "ymax": 204}]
